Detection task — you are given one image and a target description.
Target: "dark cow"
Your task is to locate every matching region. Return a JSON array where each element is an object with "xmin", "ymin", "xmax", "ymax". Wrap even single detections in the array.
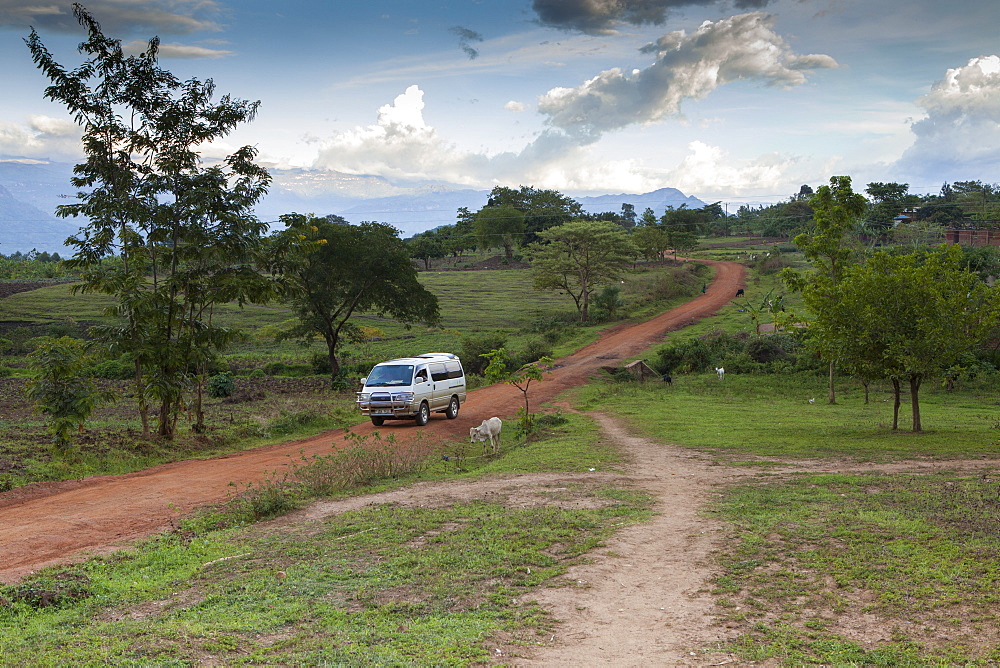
[{"xmin": 735, "ymin": 288, "xmax": 745, "ymax": 297}]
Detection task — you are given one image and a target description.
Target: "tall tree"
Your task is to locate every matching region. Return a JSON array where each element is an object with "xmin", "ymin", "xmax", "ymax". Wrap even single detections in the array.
[
  {"xmin": 474, "ymin": 204, "xmax": 525, "ymax": 262},
  {"xmin": 268, "ymin": 214, "xmax": 440, "ymax": 383},
  {"xmin": 783, "ymin": 176, "xmax": 866, "ymax": 404},
  {"xmin": 485, "ymin": 185, "xmax": 583, "ymax": 242},
  {"xmin": 529, "ymin": 220, "xmax": 636, "ymax": 322},
  {"xmin": 632, "ymin": 226, "xmax": 669, "ymax": 261},
  {"xmin": 813, "ymin": 246, "xmax": 1000, "ymax": 431},
  {"xmin": 27, "ymin": 5, "xmax": 271, "ymax": 438},
  {"xmin": 863, "ymin": 182, "xmax": 914, "ymax": 235},
  {"xmin": 409, "ymin": 232, "xmax": 445, "ymax": 269}
]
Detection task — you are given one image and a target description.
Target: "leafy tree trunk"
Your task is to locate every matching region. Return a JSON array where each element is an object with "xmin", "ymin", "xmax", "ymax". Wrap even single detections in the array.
[
  {"xmin": 910, "ymin": 374, "xmax": 922, "ymax": 432},
  {"xmin": 134, "ymin": 358, "xmax": 150, "ymax": 438},
  {"xmin": 503, "ymin": 240, "xmax": 514, "ymax": 263},
  {"xmin": 861, "ymin": 378, "xmax": 870, "ymax": 404},
  {"xmin": 827, "ymin": 360, "xmax": 836, "ymax": 405},
  {"xmin": 158, "ymin": 399, "xmax": 174, "ymax": 439},
  {"xmin": 328, "ymin": 344, "xmax": 341, "ymax": 384},
  {"xmin": 193, "ymin": 366, "xmax": 207, "ymax": 433},
  {"xmin": 891, "ymin": 378, "xmax": 901, "ymax": 431}
]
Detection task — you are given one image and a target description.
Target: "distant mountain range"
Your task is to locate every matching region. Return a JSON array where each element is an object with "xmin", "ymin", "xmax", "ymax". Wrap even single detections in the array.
[{"xmin": 0, "ymin": 159, "xmax": 706, "ymax": 254}]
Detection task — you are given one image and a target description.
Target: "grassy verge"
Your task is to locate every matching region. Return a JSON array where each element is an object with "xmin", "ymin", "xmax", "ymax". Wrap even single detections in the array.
[
  {"xmin": 570, "ymin": 370, "xmax": 1000, "ymax": 662},
  {"xmin": 0, "ymin": 413, "xmax": 651, "ymax": 666},
  {"xmin": 712, "ymin": 471, "xmax": 1000, "ymax": 664},
  {"xmin": 573, "ymin": 373, "xmax": 1000, "ymax": 461}
]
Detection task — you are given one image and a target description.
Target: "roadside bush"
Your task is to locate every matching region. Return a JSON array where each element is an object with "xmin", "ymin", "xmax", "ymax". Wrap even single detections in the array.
[
  {"xmin": 653, "ymin": 337, "xmax": 710, "ymax": 374},
  {"xmin": 654, "ymin": 329, "xmax": 811, "ymax": 376},
  {"xmin": 746, "ymin": 333, "xmax": 797, "ymax": 364},
  {"xmin": 460, "ymin": 332, "xmax": 508, "ymax": 375},
  {"xmin": 527, "ymin": 315, "xmax": 576, "ymax": 344},
  {"xmin": 722, "ymin": 351, "xmax": 764, "ymax": 374},
  {"xmin": 511, "ymin": 339, "xmax": 554, "ymax": 368}
]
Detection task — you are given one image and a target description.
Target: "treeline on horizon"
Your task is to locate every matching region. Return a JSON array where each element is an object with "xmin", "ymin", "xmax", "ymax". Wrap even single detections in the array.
[{"xmin": 404, "ymin": 179, "xmax": 1000, "ymax": 266}]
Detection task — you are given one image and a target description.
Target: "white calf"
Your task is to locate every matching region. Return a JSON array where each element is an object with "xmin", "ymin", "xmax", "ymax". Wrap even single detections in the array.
[{"xmin": 470, "ymin": 417, "xmax": 502, "ymax": 453}]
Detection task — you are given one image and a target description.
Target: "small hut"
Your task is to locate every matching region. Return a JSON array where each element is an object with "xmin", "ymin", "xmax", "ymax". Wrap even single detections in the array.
[{"xmin": 623, "ymin": 359, "xmax": 660, "ymax": 381}]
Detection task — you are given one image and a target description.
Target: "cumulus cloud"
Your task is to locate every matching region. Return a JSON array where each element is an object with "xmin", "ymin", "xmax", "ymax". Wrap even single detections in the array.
[
  {"xmin": 504, "ymin": 100, "xmax": 526, "ymax": 112},
  {"xmin": 897, "ymin": 55, "xmax": 1000, "ymax": 178},
  {"xmin": 1, "ymin": 0, "xmax": 222, "ymax": 35},
  {"xmin": 537, "ymin": 13, "xmax": 838, "ymax": 142},
  {"xmin": 664, "ymin": 141, "xmax": 797, "ymax": 195},
  {"xmin": 312, "ymin": 85, "xmax": 486, "ymax": 183},
  {"xmin": 532, "ymin": 0, "xmax": 774, "ymax": 35},
  {"xmin": 308, "ymin": 85, "xmax": 662, "ymax": 192},
  {"xmin": 0, "ymin": 114, "xmax": 81, "ymax": 160},
  {"xmin": 449, "ymin": 26, "xmax": 483, "ymax": 60}
]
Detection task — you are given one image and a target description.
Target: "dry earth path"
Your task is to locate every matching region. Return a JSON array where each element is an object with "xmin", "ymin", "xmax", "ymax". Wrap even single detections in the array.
[{"xmin": 0, "ymin": 259, "xmax": 744, "ymax": 583}]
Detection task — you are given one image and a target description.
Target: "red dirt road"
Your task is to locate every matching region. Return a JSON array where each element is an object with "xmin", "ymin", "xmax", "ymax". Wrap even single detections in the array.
[{"xmin": 0, "ymin": 260, "xmax": 743, "ymax": 584}]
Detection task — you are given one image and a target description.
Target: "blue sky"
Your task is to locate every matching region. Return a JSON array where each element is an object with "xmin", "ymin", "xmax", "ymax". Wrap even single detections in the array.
[{"xmin": 1, "ymin": 0, "xmax": 999, "ymax": 207}]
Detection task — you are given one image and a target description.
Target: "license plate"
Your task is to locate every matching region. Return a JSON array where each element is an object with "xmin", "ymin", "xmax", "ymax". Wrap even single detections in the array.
[{"xmin": 372, "ymin": 410, "xmax": 392, "ymax": 415}]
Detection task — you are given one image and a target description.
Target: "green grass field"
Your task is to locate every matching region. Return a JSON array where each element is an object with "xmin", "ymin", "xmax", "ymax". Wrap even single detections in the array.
[{"xmin": 573, "ymin": 373, "xmax": 1000, "ymax": 461}]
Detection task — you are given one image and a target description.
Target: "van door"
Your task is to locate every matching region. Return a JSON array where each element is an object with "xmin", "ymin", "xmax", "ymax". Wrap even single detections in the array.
[
  {"xmin": 428, "ymin": 362, "xmax": 450, "ymax": 410},
  {"xmin": 413, "ymin": 364, "xmax": 432, "ymax": 410}
]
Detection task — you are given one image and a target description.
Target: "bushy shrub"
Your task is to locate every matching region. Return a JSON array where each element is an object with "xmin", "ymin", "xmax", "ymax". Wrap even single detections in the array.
[
  {"xmin": 460, "ymin": 332, "xmax": 508, "ymax": 375},
  {"xmin": 654, "ymin": 329, "xmax": 812, "ymax": 376},
  {"xmin": 592, "ymin": 285, "xmax": 626, "ymax": 321},
  {"xmin": 746, "ymin": 334, "xmax": 797, "ymax": 363},
  {"xmin": 208, "ymin": 371, "xmax": 235, "ymax": 398},
  {"xmin": 89, "ymin": 354, "xmax": 134, "ymax": 380},
  {"xmin": 0, "ymin": 338, "xmax": 12, "ymax": 355},
  {"xmin": 527, "ymin": 315, "xmax": 575, "ymax": 344},
  {"xmin": 310, "ymin": 352, "xmax": 331, "ymax": 375},
  {"xmin": 46, "ymin": 319, "xmax": 82, "ymax": 339},
  {"xmin": 511, "ymin": 339, "xmax": 554, "ymax": 368},
  {"xmin": 722, "ymin": 351, "xmax": 764, "ymax": 374}
]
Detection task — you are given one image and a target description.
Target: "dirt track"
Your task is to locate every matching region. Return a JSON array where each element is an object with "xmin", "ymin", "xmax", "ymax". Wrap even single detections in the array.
[{"xmin": 0, "ymin": 260, "xmax": 744, "ymax": 584}]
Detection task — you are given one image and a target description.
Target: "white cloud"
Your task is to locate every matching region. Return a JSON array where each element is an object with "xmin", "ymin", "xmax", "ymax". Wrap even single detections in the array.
[
  {"xmin": 306, "ymin": 83, "xmax": 819, "ymax": 197},
  {"xmin": 0, "ymin": 115, "xmax": 81, "ymax": 160},
  {"xmin": 504, "ymin": 100, "xmax": 526, "ymax": 113},
  {"xmin": 537, "ymin": 12, "xmax": 837, "ymax": 142},
  {"xmin": 663, "ymin": 141, "xmax": 798, "ymax": 197},
  {"xmin": 0, "ymin": 0, "xmax": 222, "ymax": 34},
  {"xmin": 897, "ymin": 55, "xmax": 1000, "ymax": 179},
  {"xmin": 312, "ymin": 85, "xmax": 489, "ymax": 183},
  {"xmin": 123, "ymin": 39, "xmax": 233, "ymax": 59},
  {"xmin": 308, "ymin": 85, "xmax": 656, "ymax": 190}
]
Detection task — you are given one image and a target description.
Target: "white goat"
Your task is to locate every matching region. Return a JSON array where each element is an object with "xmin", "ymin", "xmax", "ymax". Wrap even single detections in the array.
[{"xmin": 715, "ymin": 367, "xmax": 725, "ymax": 380}]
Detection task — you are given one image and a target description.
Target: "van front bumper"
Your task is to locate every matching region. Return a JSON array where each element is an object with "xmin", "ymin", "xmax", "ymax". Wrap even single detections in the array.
[{"xmin": 357, "ymin": 392, "xmax": 417, "ymax": 418}]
